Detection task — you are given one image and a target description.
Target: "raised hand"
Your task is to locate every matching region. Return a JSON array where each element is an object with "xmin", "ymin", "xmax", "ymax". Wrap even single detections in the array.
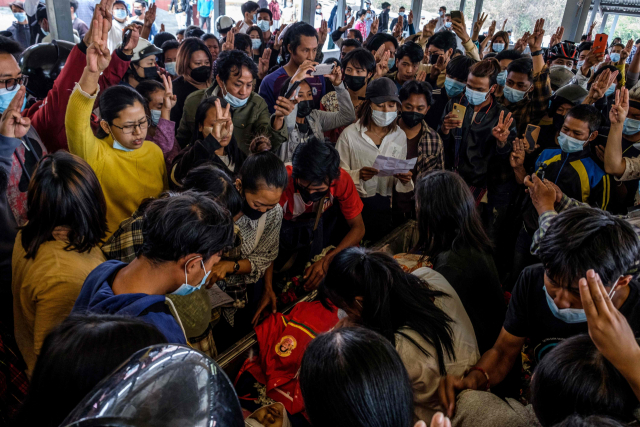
[
  {"xmin": 610, "ymin": 87, "xmax": 629, "ymax": 126},
  {"xmin": 318, "ymin": 19, "xmax": 328, "ymax": 46},
  {"xmin": 160, "ymin": 23, "xmax": 165, "ymax": 32},
  {"xmin": 408, "ymin": 9, "xmax": 413, "ymax": 26},
  {"xmin": 513, "ymin": 32, "xmax": 530, "ymax": 52},
  {"xmin": 211, "ymin": 98, "xmax": 233, "ymax": 142},
  {"xmin": 415, "ymin": 68, "xmax": 427, "ymax": 82},
  {"xmin": 451, "ymin": 17, "xmax": 470, "ymax": 43},
  {"xmin": 492, "ymin": 110, "xmax": 513, "ymax": 144},
  {"xmin": 374, "ymin": 49, "xmax": 390, "ymax": 79},
  {"xmin": 373, "ymin": 45, "xmax": 387, "ymax": 63},
  {"xmin": 393, "ymin": 16, "xmax": 403, "ymax": 38},
  {"xmin": 274, "ymin": 95, "xmax": 295, "ymax": 118},
  {"xmin": 370, "ymin": 17, "xmax": 379, "ymax": 35},
  {"xmin": 86, "ymin": 11, "xmax": 111, "ymax": 73},
  {"xmin": 0, "ymin": 86, "xmax": 30, "ymax": 139},
  {"xmin": 222, "ymin": 30, "xmax": 235, "ymax": 51},
  {"xmin": 122, "ymin": 24, "xmax": 140, "ymax": 54},
  {"xmin": 430, "ymin": 54, "xmax": 447, "ymax": 79},
  {"xmin": 423, "ymin": 18, "xmax": 437, "ymax": 39},
  {"xmin": 501, "ymin": 18, "xmax": 507, "ymax": 31},
  {"xmin": 161, "ymin": 74, "xmax": 177, "ymax": 112},
  {"xmin": 144, "ymin": 3, "xmax": 156, "ymax": 28},
  {"xmin": 487, "ymin": 20, "xmax": 496, "ymax": 38},
  {"xmin": 273, "ymin": 29, "xmax": 284, "ymax": 51},
  {"xmin": 472, "ymin": 12, "xmax": 488, "ymax": 40},
  {"xmin": 234, "ymin": 20, "xmax": 243, "ymax": 32},
  {"xmin": 589, "ymin": 20, "xmax": 597, "ymax": 34},
  {"xmin": 528, "ymin": 18, "xmax": 546, "ymax": 51},
  {"xmin": 291, "ymin": 59, "xmax": 318, "ymax": 84},
  {"xmin": 588, "ymin": 68, "xmax": 618, "ymax": 102},
  {"xmin": 621, "ymin": 39, "xmax": 634, "ymax": 62},
  {"xmin": 510, "ymin": 138, "xmax": 525, "ymax": 168},
  {"xmin": 258, "ymin": 48, "xmax": 272, "ymax": 80},
  {"xmin": 327, "ymin": 63, "xmax": 342, "ymax": 86},
  {"xmin": 342, "ymin": 16, "xmax": 355, "ymax": 31}
]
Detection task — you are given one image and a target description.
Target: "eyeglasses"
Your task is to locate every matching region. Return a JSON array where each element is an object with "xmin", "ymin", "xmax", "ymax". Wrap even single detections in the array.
[
  {"xmin": 0, "ymin": 76, "xmax": 28, "ymax": 91},
  {"xmin": 111, "ymin": 117, "xmax": 149, "ymax": 134}
]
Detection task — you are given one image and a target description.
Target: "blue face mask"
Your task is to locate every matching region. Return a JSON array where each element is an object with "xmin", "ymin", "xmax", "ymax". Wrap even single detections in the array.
[
  {"xmin": 465, "ymin": 86, "xmax": 488, "ymax": 105},
  {"xmin": 222, "ymin": 82, "xmax": 248, "ymax": 109},
  {"xmin": 150, "ymin": 109, "xmax": 161, "ymax": 126},
  {"xmin": 444, "ymin": 76, "xmax": 466, "ymax": 97},
  {"xmin": 544, "ymin": 285, "xmax": 587, "ymax": 323},
  {"xmin": 114, "ymin": 9, "xmax": 128, "ymax": 20},
  {"xmin": 398, "ymin": 11, "xmax": 405, "ymax": 16},
  {"xmin": 13, "ymin": 12, "xmax": 27, "ymax": 22},
  {"xmin": 623, "ymin": 118, "xmax": 640, "ymax": 136},
  {"xmin": 257, "ymin": 19, "xmax": 270, "ymax": 32},
  {"xmin": 251, "ymin": 38, "xmax": 262, "ymax": 49},
  {"xmin": 366, "ymin": 13, "xmax": 371, "ymax": 19},
  {"xmin": 492, "ymin": 42, "xmax": 505, "ymax": 52},
  {"xmin": 610, "ymin": 52, "xmax": 621, "ymax": 62},
  {"xmin": 503, "ymin": 85, "xmax": 528, "ymax": 103},
  {"xmin": 388, "ymin": 57, "xmax": 395, "ymax": 69},
  {"xmin": 605, "ymin": 83, "xmax": 616, "ymax": 97},
  {"xmin": 558, "ymin": 131, "xmax": 588, "ymax": 153},
  {"xmin": 172, "ymin": 258, "xmax": 211, "ymax": 296},
  {"xmin": 496, "ymin": 70, "xmax": 507, "ymax": 86},
  {"xmin": 0, "ymin": 86, "xmax": 26, "ymax": 114},
  {"xmin": 444, "ymin": 21, "xmax": 452, "ymax": 29},
  {"xmin": 165, "ymin": 61, "xmax": 176, "ymax": 75}
]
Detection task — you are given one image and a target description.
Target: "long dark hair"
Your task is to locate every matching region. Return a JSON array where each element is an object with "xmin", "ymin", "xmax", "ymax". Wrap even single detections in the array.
[
  {"xmin": 192, "ymin": 96, "xmax": 245, "ymax": 170},
  {"xmin": 415, "ymin": 170, "xmax": 493, "ymax": 259},
  {"xmin": 247, "ymin": 25, "xmax": 265, "ymax": 57},
  {"xmin": 320, "ymin": 247, "xmax": 455, "ymax": 375},
  {"xmin": 20, "ymin": 152, "xmax": 107, "ymax": 259},
  {"xmin": 97, "ymin": 85, "xmax": 147, "ymax": 138},
  {"xmin": 300, "ymin": 327, "xmax": 414, "ymax": 427},
  {"xmin": 12, "ymin": 314, "xmax": 167, "ymax": 427}
]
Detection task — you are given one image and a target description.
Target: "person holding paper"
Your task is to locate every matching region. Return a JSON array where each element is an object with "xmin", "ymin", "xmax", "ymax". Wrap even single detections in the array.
[{"xmin": 336, "ymin": 77, "xmax": 412, "ymax": 242}]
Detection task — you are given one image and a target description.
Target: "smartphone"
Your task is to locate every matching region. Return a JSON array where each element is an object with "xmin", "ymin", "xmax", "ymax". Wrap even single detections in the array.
[
  {"xmin": 537, "ymin": 163, "xmax": 548, "ymax": 181},
  {"xmin": 311, "ymin": 63, "xmax": 335, "ymax": 76},
  {"xmin": 450, "ymin": 10, "xmax": 462, "ymax": 21},
  {"xmin": 284, "ymin": 80, "xmax": 302, "ymax": 99},
  {"xmin": 122, "ymin": 29, "xmax": 132, "ymax": 48},
  {"xmin": 452, "ymin": 103, "xmax": 466, "ymax": 127},
  {"xmin": 593, "ymin": 33, "xmax": 608, "ymax": 55},
  {"xmin": 525, "ymin": 124, "xmax": 540, "ymax": 150}
]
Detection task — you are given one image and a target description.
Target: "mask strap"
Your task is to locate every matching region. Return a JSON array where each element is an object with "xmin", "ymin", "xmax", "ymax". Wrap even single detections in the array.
[
  {"xmin": 609, "ymin": 276, "xmax": 622, "ymax": 300},
  {"xmin": 184, "ymin": 255, "xmax": 202, "ymax": 285}
]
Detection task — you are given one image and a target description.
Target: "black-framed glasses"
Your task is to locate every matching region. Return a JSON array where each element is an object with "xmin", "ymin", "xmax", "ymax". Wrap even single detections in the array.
[
  {"xmin": 0, "ymin": 76, "xmax": 28, "ymax": 91},
  {"xmin": 111, "ymin": 117, "xmax": 149, "ymax": 134}
]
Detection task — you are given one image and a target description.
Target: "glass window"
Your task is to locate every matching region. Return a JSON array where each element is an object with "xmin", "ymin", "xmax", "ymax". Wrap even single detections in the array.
[{"xmin": 603, "ymin": 15, "xmax": 640, "ymax": 43}]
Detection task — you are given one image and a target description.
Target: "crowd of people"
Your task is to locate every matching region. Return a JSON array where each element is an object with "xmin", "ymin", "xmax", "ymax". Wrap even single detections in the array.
[{"xmin": 1, "ymin": 0, "xmax": 640, "ymax": 425}]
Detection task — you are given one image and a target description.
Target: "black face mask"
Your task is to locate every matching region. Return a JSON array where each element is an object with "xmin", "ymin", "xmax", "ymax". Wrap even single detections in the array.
[
  {"xmin": 401, "ymin": 111, "xmax": 425, "ymax": 128},
  {"xmin": 429, "ymin": 53, "xmax": 440, "ymax": 65},
  {"xmin": 143, "ymin": 65, "xmax": 159, "ymax": 79},
  {"xmin": 296, "ymin": 181, "xmax": 328, "ymax": 204},
  {"xmin": 191, "ymin": 66, "xmax": 211, "ymax": 83},
  {"xmin": 296, "ymin": 100, "xmax": 314, "ymax": 118},
  {"xmin": 553, "ymin": 113, "xmax": 565, "ymax": 131},
  {"xmin": 134, "ymin": 9, "xmax": 143, "ymax": 15},
  {"xmin": 242, "ymin": 197, "xmax": 265, "ymax": 221},
  {"xmin": 343, "ymin": 74, "xmax": 366, "ymax": 92}
]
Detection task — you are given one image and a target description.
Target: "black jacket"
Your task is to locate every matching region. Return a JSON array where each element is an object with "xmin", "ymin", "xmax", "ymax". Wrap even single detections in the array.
[{"xmin": 379, "ymin": 9, "xmax": 390, "ymax": 32}]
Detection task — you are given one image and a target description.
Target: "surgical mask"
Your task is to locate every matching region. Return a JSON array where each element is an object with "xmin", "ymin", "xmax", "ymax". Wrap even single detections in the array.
[
  {"xmin": 296, "ymin": 100, "xmax": 313, "ymax": 118},
  {"xmin": 497, "ymin": 70, "xmax": 507, "ymax": 86},
  {"xmin": 401, "ymin": 111, "xmax": 424, "ymax": 128},
  {"xmin": 0, "ymin": 85, "xmax": 26, "ymax": 114},
  {"xmin": 623, "ymin": 118, "xmax": 640, "ymax": 135},
  {"xmin": 444, "ymin": 21, "xmax": 452, "ymax": 29},
  {"xmin": 610, "ymin": 52, "xmax": 621, "ymax": 62},
  {"xmin": 251, "ymin": 38, "xmax": 262, "ymax": 49},
  {"xmin": 544, "ymin": 285, "xmax": 587, "ymax": 324},
  {"xmin": 222, "ymin": 82, "xmax": 248, "ymax": 109},
  {"xmin": 465, "ymin": 86, "xmax": 488, "ymax": 105},
  {"xmin": 503, "ymin": 85, "xmax": 528, "ymax": 103},
  {"xmin": 371, "ymin": 109, "xmax": 397, "ymax": 127},
  {"xmin": 577, "ymin": 59, "xmax": 585, "ymax": 69},
  {"xmin": 316, "ymin": 9, "xmax": 322, "ymax": 14},
  {"xmin": 164, "ymin": 61, "xmax": 176, "ymax": 75},
  {"xmin": 114, "ymin": 9, "xmax": 128, "ymax": 20},
  {"xmin": 172, "ymin": 258, "xmax": 210, "ymax": 296},
  {"xmin": 343, "ymin": 74, "xmax": 366, "ymax": 92},
  {"xmin": 242, "ymin": 196, "xmax": 265, "ymax": 220},
  {"xmin": 150, "ymin": 109, "xmax": 161, "ymax": 125},
  {"xmin": 13, "ymin": 12, "xmax": 26, "ymax": 22},
  {"xmin": 444, "ymin": 76, "xmax": 465, "ymax": 97},
  {"xmin": 605, "ymin": 83, "xmax": 616, "ymax": 97},
  {"xmin": 492, "ymin": 43, "xmax": 505, "ymax": 52},
  {"xmin": 42, "ymin": 29, "xmax": 49, "ymax": 36},
  {"xmin": 388, "ymin": 57, "xmax": 395, "ymax": 69},
  {"xmin": 257, "ymin": 19, "xmax": 270, "ymax": 32},
  {"xmin": 366, "ymin": 13, "xmax": 371, "ymax": 19},
  {"xmin": 558, "ymin": 131, "xmax": 588, "ymax": 153},
  {"xmin": 112, "ymin": 140, "xmax": 134, "ymax": 151},
  {"xmin": 439, "ymin": 10, "xmax": 444, "ymax": 16},
  {"xmin": 398, "ymin": 11, "xmax": 405, "ymax": 16},
  {"xmin": 551, "ymin": 64, "xmax": 572, "ymax": 72},
  {"xmin": 190, "ymin": 65, "xmax": 210, "ymax": 83}
]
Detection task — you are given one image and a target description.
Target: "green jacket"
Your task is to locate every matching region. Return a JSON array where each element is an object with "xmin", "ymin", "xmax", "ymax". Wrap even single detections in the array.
[{"xmin": 176, "ymin": 85, "xmax": 288, "ymax": 155}]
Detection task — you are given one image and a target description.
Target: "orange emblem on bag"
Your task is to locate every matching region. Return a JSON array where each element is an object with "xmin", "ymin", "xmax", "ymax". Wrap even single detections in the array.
[{"xmin": 275, "ymin": 335, "xmax": 297, "ymax": 357}]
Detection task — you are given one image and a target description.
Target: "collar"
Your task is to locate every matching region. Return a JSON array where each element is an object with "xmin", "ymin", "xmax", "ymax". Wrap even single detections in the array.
[{"xmin": 560, "ymin": 143, "xmax": 592, "ymax": 160}]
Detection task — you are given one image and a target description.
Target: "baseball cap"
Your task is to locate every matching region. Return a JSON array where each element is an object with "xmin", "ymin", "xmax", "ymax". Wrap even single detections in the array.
[
  {"xmin": 9, "ymin": 1, "xmax": 25, "ymax": 10},
  {"xmin": 366, "ymin": 77, "xmax": 401, "ymax": 104}
]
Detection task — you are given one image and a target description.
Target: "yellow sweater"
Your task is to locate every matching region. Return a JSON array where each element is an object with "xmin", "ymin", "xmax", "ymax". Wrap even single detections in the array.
[
  {"xmin": 12, "ymin": 230, "xmax": 106, "ymax": 376},
  {"xmin": 66, "ymin": 85, "xmax": 167, "ymax": 236}
]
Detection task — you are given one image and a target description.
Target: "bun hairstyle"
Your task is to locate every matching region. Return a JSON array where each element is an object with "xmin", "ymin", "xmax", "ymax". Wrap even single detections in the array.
[
  {"xmin": 249, "ymin": 135, "xmax": 272, "ymax": 153},
  {"xmin": 469, "ymin": 58, "xmax": 501, "ymax": 87}
]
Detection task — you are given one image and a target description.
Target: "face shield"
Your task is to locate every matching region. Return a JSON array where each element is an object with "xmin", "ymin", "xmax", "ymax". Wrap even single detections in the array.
[{"xmin": 60, "ymin": 345, "xmax": 244, "ymax": 427}]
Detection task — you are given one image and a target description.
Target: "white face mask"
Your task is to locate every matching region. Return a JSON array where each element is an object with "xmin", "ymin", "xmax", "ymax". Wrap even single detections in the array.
[
  {"xmin": 150, "ymin": 109, "xmax": 161, "ymax": 126},
  {"xmin": 371, "ymin": 109, "xmax": 397, "ymax": 127},
  {"xmin": 172, "ymin": 257, "xmax": 211, "ymax": 296}
]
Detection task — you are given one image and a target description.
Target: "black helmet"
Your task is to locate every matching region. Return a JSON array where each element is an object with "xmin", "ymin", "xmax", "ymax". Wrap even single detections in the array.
[
  {"xmin": 19, "ymin": 40, "xmax": 74, "ymax": 100},
  {"xmin": 60, "ymin": 345, "xmax": 244, "ymax": 427},
  {"xmin": 547, "ymin": 41, "xmax": 578, "ymax": 63},
  {"xmin": 548, "ymin": 84, "xmax": 588, "ymax": 116}
]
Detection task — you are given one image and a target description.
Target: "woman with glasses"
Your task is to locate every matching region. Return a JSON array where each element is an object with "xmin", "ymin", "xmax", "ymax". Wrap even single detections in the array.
[{"xmin": 66, "ymin": 32, "xmax": 167, "ymax": 236}]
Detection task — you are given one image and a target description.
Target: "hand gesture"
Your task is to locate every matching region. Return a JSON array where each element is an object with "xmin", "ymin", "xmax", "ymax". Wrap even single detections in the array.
[
  {"xmin": 589, "ymin": 68, "xmax": 618, "ymax": 102},
  {"xmin": 528, "ymin": 18, "xmax": 546, "ymax": 51},
  {"xmin": 585, "ymin": 48, "xmax": 605, "ymax": 70},
  {"xmin": 441, "ymin": 111, "xmax": 462, "ymax": 134},
  {"xmin": 621, "ymin": 39, "xmax": 634, "ymax": 62},
  {"xmin": 472, "ymin": 12, "xmax": 487, "ymax": 39},
  {"xmin": 514, "ymin": 32, "xmax": 530, "ymax": 52},
  {"xmin": 291, "ymin": 59, "xmax": 318, "ymax": 84},
  {"xmin": 359, "ymin": 166, "xmax": 379, "ymax": 181},
  {"xmin": 234, "ymin": 19, "xmax": 243, "ymax": 32},
  {"xmin": 451, "ymin": 12, "xmax": 470, "ymax": 43},
  {"xmin": 432, "ymin": 53, "xmax": 447, "ymax": 74},
  {"xmin": 374, "ymin": 45, "xmax": 387, "ymax": 63},
  {"xmin": 144, "ymin": 3, "xmax": 156, "ymax": 28},
  {"xmin": 589, "ymin": 20, "xmax": 597, "ymax": 34},
  {"xmin": 318, "ymin": 19, "xmax": 329, "ymax": 45},
  {"xmin": 274, "ymin": 95, "xmax": 295, "ymax": 118},
  {"xmin": 258, "ymin": 48, "xmax": 272, "ymax": 79},
  {"xmin": 423, "ymin": 18, "xmax": 437, "ymax": 39},
  {"xmin": 160, "ymin": 23, "xmax": 165, "ymax": 32},
  {"xmin": 161, "ymin": 74, "xmax": 176, "ymax": 111},
  {"xmin": 510, "ymin": 138, "xmax": 525, "ymax": 168},
  {"xmin": 0, "ymin": 86, "xmax": 30, "ymax": 139},
  {"xmin": 327, "ymin": 63, "xmax": 342, "ymax": 86},
  {"xmin": 370, "ymin": 17, "xmax": 379, "ymax": 35},
  {"xmin": 487, "ymin": 20, "xmax": 496, "ymax": 38},
  {"xmin": 415, "ymin": 68, "xmax": 427, "ymax": 82},
  {"xmin": 273, "ymin": 31, "xmax": 284, "ymax": 51},
  {"xmin": 222, "ymin": 30, "xmax": 234, "ymax": 51},
  {"xmin": 393, "ymin": 16, "xmax": 403, "ymax": 38},
  {"xmin": 374, "ymin": 49, "xmax": 390, "ymax": 79},
  {"xmin": 501, "ymin": 18, "xmax": 507, "ymax": 31},
  {"xmin": 610, "ymin": 87, "xmax": 629, "ymax": 126},
  {"xmin": 523, "ymin": 173, "xmax": 557, "ymax": 214},
  {"xmin": 343, "ymin": 16, "xmax": 355, "ymax": 31},
  {"xmin": 210, "ymin": 98, "xmax": 234, "ymax": 142},
  {"xmin": 549, "ymin": 26, "xmax": 563, "ymax": 47},
  {"xmin": 491, "ymin": 110, "xmax": 513, "ymax": 144},
  {"xmin": 86, "ymin": 12, "xmax": 111, "ymax": 73},
  {"xmin": 122, "ymin": 24, "xmax": 140, "ymax": 53},
  {"xmin": 84, "ymin": 0, "xmax": 114, "ymax": 45},
  {"xmin": 408, "ymin": 9, "xmax": 413, "ymax": 26}
]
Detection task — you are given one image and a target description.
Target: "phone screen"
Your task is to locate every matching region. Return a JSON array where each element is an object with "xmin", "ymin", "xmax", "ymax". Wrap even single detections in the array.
[{"xmin": 525, "ymin": 125, "xmax": 540, "ymax": 149}]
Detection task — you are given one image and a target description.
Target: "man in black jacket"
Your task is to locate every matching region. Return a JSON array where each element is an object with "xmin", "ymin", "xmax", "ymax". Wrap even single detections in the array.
[{"xmin": 379, "ymin": 2, "xmax": 390, "ymax": 32}]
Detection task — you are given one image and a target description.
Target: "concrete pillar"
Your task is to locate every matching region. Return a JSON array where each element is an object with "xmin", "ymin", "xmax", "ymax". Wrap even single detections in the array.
[
  {"xmin": 301, "ymin": 0, "xmax": 316, "ymax": 30},
  {"xmin": 411, "ymin": 0, "xmax": 423, "ymax": 24},
  {"xmin": 599, "ymin": 13, "xmax": 608, "ymax": 33},
  {"xmin": 609, "ymin": 14, "xmax": 619, "ymax": 38},
  {"xmin": 47, "ymin": 0, "xmax": 74, "ymax": 42},
  {"xmin": 213, "ymin": 0, "xmax": 225, "ymax": 38},
  {"xmin": 585, "ymin": 0, "xmax": 600, "ymax": 37},
  {"xmin": 470, "ymin": 0, "xmax": 483, "ymax": 35},
  {"xmin": 561, "ymin": 0, "xmax": 591, "ymax": 42}
]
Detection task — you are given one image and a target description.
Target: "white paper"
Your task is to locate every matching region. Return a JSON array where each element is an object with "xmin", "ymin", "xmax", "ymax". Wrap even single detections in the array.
[
  {"xmin": 208, "ymin": 283, "xmax": 235, "ymax": 309},
  {"xmin": 371, "ymin": 155, "xmax": 417, "ymax": 177}
]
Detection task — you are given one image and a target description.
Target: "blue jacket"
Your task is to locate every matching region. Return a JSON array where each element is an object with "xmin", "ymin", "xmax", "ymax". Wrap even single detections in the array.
[
  {"xmin": 198, "ymin": 0, "xmax": 213, "ymax": 18},
  {"xmin": 72, "ymin": 260, "xmax": 187, "ymax": 344}
]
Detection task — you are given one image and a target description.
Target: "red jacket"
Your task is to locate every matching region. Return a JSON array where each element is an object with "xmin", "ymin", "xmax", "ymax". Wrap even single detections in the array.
[
  {"xmin": 24, "ymin": 43, "xmax": 130, "ymax": 153},
  {"xmin": 236, "ymin": 301, "xmax": 338, "ymax": 415}
]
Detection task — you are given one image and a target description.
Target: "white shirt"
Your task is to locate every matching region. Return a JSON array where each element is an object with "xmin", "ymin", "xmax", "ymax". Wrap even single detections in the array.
[
  {"xmin": 107, "ymin": 18, "xmax": 130, "ymax": 53},
  {"xmin": 238, "ymin": 20, "xmax": 253, "ymax": 34},
  {"xmin": 336, "ymin": 120, "xmax": 413, "ymax": 198},
  {"xmin": 218, "ymin": 154, "xmax": 235, "ymax": 172}
]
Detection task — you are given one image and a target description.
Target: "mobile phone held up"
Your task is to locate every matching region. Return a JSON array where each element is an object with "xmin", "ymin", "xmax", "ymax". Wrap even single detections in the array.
[
  {"xmin": 525, "ymin": 124, "xmax": 540, "ymax": 150},
  {"xmin": 592, "ymin": 33, "xmax": 608, "ymax": 55},
  {"xmin": 311, "ymin": 63, "xmax": 335, "ymax": 76},
  {"xmin": 450, "ymin": 10, "xmax": 462, "ymax": 22},
  {"xmin": 452, "ymin": 103, "xmax": 466, "ymax": 128},
  {"xmin": 122, "ymin": 29, "xmax": 132, "ymax": 49}
]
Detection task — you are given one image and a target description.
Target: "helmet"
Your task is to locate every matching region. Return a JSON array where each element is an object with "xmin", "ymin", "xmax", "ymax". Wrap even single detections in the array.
[
  {"xmin": 60, "ymin": 345, "xmax": 244, "ymax": 427},
  {"xmin": 216, "ymin": 15, "xmax": 235, "ymax": 34},
  {"xmin": 547, "ymin": 41, "xmax": 578, "ymax": 62},
  {"xmin": 549, "ymin": 65, "xmax": 575, "ymax": 90},
  {"xmin": 548, "ymin": 84, "xmax": 588, "ymax": 115},
  {"xmin": 131, "ymin": 38, "xmax": 163, "ymax": 62},
  {"xmin": 20, "ymin": 40, "xmax": 74, "ymax": 100}
]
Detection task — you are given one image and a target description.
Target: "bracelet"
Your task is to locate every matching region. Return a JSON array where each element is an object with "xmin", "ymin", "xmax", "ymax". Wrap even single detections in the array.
[
  {"xmin": 467, "ymin": 366, "xmax": 491, "ymax": 391},
  {"xmin": 531, "ymin": 50, "xmax": 543, "ymax": 57}
]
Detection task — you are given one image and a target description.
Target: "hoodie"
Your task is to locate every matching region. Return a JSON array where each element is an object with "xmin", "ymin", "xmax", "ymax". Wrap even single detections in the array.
[{"xmin": 72, "ymin": 260, "xmax": 187, "ymax": 344}]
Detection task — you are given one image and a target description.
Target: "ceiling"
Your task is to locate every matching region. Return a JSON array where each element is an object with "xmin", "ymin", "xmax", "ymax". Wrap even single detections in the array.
[{"xmin": 590, "ymin": 0, "xmax": 640, "ymax": 17}]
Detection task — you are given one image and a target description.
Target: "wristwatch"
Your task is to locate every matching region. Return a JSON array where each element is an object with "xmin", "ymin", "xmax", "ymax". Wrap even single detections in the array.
[
  {"xmin": 233, "ymin": 261, "xmax": 240, "ymax": 273},
  {"xmin": 531, "ymin": 50, "xmax": 543, "ymax": 57}
]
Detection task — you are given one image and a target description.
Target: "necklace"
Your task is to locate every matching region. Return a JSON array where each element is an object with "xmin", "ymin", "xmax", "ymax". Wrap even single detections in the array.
[{"xmin": 369, "ymin": 127, "xmax": 388, "ymax": 141}]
